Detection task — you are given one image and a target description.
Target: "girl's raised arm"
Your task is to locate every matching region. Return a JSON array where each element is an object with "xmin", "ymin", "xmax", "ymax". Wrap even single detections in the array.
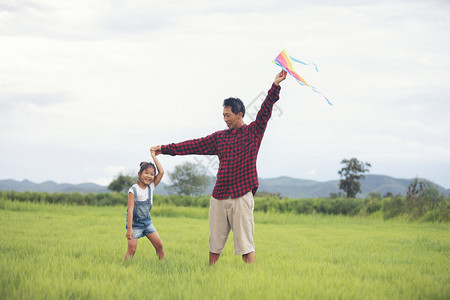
[{"xmin": 151, "ymin": 150, "xmax": 164, "ymax": 187}]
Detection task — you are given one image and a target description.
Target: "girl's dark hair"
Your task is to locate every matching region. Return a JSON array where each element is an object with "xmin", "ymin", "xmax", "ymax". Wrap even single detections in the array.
[
  {"xmin": 223, "ymin": 97, "xmax": 245, "ymax": 118},
  {"xmin": 137, "ymin": 162, "xmax": 156, "ymax": 183},
  {"xmin": 139, "ymin": 161, "xmax": 156, "ymax": 173}
]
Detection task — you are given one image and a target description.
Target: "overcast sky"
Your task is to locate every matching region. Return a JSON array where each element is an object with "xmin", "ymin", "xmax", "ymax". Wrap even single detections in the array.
[{"xmin": 1, "ymin": 0, "xmax": 449, "ymax": 188}]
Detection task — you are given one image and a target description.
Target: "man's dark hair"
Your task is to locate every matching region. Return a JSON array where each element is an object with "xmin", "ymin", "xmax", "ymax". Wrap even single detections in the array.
[{"xmin": 223, "ymin": 97, "xmax": 245, "ymax": 118}]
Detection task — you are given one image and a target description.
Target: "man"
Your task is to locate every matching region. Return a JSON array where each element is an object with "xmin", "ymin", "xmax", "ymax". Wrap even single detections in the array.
[{"xmin": 151, "ymin": 70, "xmax": 287, "ymax": 265}]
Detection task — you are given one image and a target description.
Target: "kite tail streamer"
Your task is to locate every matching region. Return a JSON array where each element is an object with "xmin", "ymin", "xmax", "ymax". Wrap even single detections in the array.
[
  {"xmin": 273, "ymin": 49, "xmax": 332, "ymax": 105},
  {"xmin": 311, "ymin": 86, "xmax": 332, "ymax": 106},
  {"xmin": 288, "ymin": 56, "xmax": 319, "ymax": 72}
]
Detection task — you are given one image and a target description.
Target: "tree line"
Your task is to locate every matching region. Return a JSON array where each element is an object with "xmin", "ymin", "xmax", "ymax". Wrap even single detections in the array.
[
  {"xmin": 1, "ymin": 186, "xmax": 447, "ymax": 222},
  {"xmin": 1, "ymin": 157, "xmax": 447, "ymax": 222}
]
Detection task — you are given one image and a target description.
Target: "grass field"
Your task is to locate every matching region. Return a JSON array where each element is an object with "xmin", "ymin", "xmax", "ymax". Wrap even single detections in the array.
[{"xmin": 1, "ymin": 200, "xmax": 449, "ymax": 299}]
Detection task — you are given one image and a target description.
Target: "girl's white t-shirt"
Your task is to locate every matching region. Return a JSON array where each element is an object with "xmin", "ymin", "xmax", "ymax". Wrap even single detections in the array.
[{"xmin": 128, "ymin": 182, "xmax": 154, "ymax": 204}]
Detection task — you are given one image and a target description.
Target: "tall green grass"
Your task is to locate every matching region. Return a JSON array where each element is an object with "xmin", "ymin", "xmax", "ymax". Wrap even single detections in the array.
[{"xmin": 1, "ymin": 200, "xmax": 449, "ymax": 299}]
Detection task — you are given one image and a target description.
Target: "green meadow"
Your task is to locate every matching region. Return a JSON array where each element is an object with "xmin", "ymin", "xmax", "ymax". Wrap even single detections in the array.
[{"xmin": 1, "ymin": 200, "xmax": 449, "ymax": 299}]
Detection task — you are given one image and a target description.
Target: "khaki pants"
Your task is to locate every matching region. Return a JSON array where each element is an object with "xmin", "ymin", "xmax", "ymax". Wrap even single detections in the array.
[{"xmin": 209, "ymin": 191, "xmax": 255, "ymax": 255}]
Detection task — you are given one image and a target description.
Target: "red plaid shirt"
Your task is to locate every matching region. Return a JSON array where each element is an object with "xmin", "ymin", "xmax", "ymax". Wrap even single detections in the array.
[{"xmin": 162, "ymin": 83, "xmax": 281, "ymax": 200}]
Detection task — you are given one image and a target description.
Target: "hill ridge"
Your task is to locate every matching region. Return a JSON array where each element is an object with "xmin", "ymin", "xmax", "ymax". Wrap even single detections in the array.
[{"xmin": 1, "ymin": 175, "xmax": 448, "ymax": 198}]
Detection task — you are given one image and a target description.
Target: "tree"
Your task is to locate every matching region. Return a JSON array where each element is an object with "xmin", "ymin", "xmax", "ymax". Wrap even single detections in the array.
[
  {"xmin": 405, "ymin": 178, "xmax": 443, "ymax": 219},
  {"xmin": 167, "ymin": 162, "xmax": 211, "ymax": 197},
  {"xmin": 108, "ymin": 173, "xmax": 136, "ymax": 192},
  {"xmin": 338, "ymin": 158, "xmax": 371, "ymax": 198}
]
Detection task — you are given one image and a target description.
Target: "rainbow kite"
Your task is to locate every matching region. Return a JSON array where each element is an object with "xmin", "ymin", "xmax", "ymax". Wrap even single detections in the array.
[{"xmin": 274, "ymin": 49, "xmax": 332, "ymax": 105}]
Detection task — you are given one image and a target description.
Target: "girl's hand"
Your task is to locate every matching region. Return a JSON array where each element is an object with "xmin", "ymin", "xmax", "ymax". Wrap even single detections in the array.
[
  {"xmin": 150, "ymin": 150, "xmax": 157, "ymax": 159},
  {"xmin": 150, "ymin": 145, "xmax": 162, "ymax": 155},
  {"xmin": 126, "ymin": 230, "xmax": 133, "ymax": 240}
]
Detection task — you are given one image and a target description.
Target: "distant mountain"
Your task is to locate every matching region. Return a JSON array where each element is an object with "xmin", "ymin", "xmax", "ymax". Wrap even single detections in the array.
[
  {"xmin": 256, "ymin": 175, "xmax": 449, "ymax": 198},
  {"xmin": 258, "ymin": 176, "xmax": 338, "ymax": 198},
  {"xmin": 0, "ymin": 179, "xmax": 110, "ymax": 194},
  {"xmin": 358, "ymin": 175, "xmax": 416, "ymax": 196},
  {"xmin": 1, "ymin": 175, "xmax": 448, "ymax": 198}
]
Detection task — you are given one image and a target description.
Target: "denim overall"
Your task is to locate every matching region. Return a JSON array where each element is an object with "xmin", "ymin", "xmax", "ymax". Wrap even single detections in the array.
[{"xmin": 126, "ymin": 186, "xmax": 154, "ymax": 237}]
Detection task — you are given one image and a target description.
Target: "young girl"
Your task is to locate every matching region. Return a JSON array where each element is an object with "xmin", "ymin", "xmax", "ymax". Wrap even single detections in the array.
[{"xmin": 124, "ymin": 150, "xmax": 165, "ymax": 260}]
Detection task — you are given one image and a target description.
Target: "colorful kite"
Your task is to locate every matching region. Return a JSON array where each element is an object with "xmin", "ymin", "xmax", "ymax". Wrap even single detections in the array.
[{"xmin": 274, "ymin": 49, "xmax": 332, "ymax": 105}]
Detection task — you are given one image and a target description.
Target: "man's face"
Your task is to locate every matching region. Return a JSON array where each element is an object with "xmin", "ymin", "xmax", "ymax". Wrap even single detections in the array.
[{"xmin": 223, "ymin": 106, "xmax": 242, "ymax": 130}]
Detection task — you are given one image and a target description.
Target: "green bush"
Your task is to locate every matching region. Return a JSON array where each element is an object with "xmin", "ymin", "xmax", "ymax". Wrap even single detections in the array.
[
  {"xmin": 0, "ymin": 190, "xmax": 127, "ymax": 206},
  {"xmin": 382, "ymin": 195, "xmax": 404, "ymax": 219},
  {"xmin": 1, "ymin": 190, "xmax": 448, "ymax": 222},
  {"xmin": 404, "ymin": 179, "xmax": 445, "ymax": 220}
]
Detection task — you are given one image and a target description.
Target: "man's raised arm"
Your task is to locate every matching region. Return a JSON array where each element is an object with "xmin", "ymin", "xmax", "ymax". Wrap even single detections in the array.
[{"xmin": 251, "ymin": 70, "xmax": 287, "ymax": 136}]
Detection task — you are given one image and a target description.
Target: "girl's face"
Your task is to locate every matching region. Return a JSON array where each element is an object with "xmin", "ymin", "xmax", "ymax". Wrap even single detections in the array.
[{"xmin": 138, "ymin": 167, "xmax": 155, "ymax": 185}]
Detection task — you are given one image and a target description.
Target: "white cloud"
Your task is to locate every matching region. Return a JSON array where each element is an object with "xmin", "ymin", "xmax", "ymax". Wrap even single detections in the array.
[
  {"xmin": 307, "ymin": 169, "xmax": 317, "ymax": 176},
  {"xmin": 104, "ymin": 165, "xmax": 132, "ymax": 176},
  {"xmin": 90, "ymin": 177, "xmax": 113, "ymax": 186}
]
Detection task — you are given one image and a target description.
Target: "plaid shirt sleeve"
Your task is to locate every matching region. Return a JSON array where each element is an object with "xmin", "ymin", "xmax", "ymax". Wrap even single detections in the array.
[
  {"xmin": 248, "ymin": 83, "xmax": 281, "ymax": 138},
  {"xmin": 161, "ymin": 132, "xmax": 218, "ymax": 156}
]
